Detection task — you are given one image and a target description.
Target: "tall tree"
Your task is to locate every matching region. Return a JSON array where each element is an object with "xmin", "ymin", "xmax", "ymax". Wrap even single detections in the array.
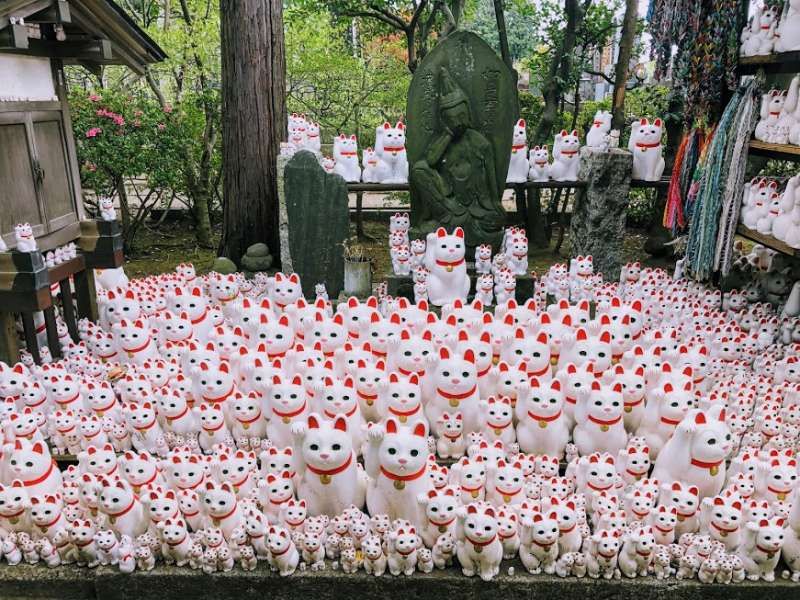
[
  {"xmin": 532, "ymin": 0, "xmax": 585, "ymax": 145},
  {"xmin": 219, "ymin": 0, "xmax": 286, "ymax": 265},
  {"xmin": 611, "ymin": 0, "xmax": 637, "ymax": 131}
]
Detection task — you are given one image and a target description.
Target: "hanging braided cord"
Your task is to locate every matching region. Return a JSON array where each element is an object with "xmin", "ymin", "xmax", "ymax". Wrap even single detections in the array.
[
  {"xmin": 685, "ymin": 86, "xmax": 744, "ymax": 281},
  {"xmin": 714, "ymin": 79, "xmax": 759, "ymax": 276},
  {"xmin": 663, "ymin": 132, "xmax": 691, "ymax": 230},
  {"xmin": 683, "ymin": 127, "xmax": 716, "ymax": 229},
  {"xmin": 648, "ymin": 0, "xmax": 741, "ymax": 125}
]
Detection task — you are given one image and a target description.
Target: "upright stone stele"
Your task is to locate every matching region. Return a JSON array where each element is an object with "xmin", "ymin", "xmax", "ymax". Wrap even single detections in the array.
[
  {"xmin": 569, "ymin": 148, "xmax": 633, "ymax": 281},
  {"xmin": 282, "ymin": 151, "xmax": 349, "ymax": 298},
  {"xmin": 407, "ymin": 31, "xmax": 518, "ymax": 250}
]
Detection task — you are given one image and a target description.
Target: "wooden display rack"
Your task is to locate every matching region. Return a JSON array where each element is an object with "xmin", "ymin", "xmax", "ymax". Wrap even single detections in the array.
[
  {"xmin": 736, "ymin": 223, "xmax": 799, "ymax": 257},
  {"xmin": 0, "ymin": 220, "xmax": 124, "ymax": 364},
  {"xmin": 0, "ymin": 1, "xmax": 164, "ymax": 364},
  {"xmin": 737, "ymin": 52, "xmax": 800, "ymax": 258},
  {"xmin": 738, "ymin": 51, "xmax": 800, "ymax": 75}
]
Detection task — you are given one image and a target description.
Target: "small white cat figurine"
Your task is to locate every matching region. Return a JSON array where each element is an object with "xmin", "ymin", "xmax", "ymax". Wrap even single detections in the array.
[
  {"xmin": 549, "ymin": 130, "xmax": 581, "ymax": 182},
  {"xmin": 586, "ymin": 110, "xmax": 612, "ymax": 149},
  {"xmin": 99, "ymin": 197, "xmax": 117, "ymax": 221},
  {"xmin": 506, "ymin": 119, "xmax": 529, "ymax": 184},
  {"xmin": 423, "ymin": 227, "xmax": 470, "ymax": 307},
  {"xmin": 629, "ymin": 118, "xmax": 665, "ymax": 182},
  {"xmin": 528, "ymin": 145, "xmax": 551, "ymax": 182},
  {"xmin": 333, "ymin": 134, "xmax": 362, "ymax": 182},
  {"xmin": 14, "ymin": 223, "xmax": 37, "ymax": 252},
  {"xmin": 375, "ymin": 121, "xmax": 408, "ymax": 184}
]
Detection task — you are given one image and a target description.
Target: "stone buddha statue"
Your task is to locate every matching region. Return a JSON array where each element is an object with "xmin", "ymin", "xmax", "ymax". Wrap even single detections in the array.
[{"xmin": 409, "ymin": 67, "xmax": 507, "ymax": 248}]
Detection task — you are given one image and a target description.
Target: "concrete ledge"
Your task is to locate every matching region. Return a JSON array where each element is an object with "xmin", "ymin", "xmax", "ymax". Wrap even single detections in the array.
[{"xmin": 0, "ymin": 563, "xmax": 796, "ymax": 600}]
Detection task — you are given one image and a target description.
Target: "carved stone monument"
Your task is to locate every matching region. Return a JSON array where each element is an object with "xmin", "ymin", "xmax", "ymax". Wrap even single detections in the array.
[
  {"xmin": 282, "ymin": 151, "xmax": 349, "ymax": 298},
  {"xmin": 407, "ymin": 31, "xmax": 518, "ymax": 249}
]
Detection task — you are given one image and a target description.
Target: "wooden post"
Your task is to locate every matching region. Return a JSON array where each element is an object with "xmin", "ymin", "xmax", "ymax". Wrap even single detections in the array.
[
  {"xmin": 514, "ymin": 184, "xmax": 527, "ymax": 224},
  {"xmin": 356, "ymin": 191, "xmax": 365, "ymax": 239},
  {"xmin": 526, "ymin": 188, "xmax": 548, "ymax": 248},
  {"xmin": 43, "ymin": 307, "xmax": 61, "ymax": 359},
  {"xmin": 0, "ymin": 313, "xmax": 19, "ymax": 365},
  {"xmin": 59, "ymin": 279, "xmax": 79, "ymax": 342},
  {"xmin": 74, "ymin": 268, "xmax": 98, "ymax": 321},
  {"xmin": 21, "ymin": 313, "xmax": 40, "ymax": 364}
]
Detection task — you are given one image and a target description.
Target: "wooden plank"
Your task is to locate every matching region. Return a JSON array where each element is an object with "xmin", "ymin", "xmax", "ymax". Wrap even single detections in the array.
[
  {"xmin": 0, "ymin": 0, "xmax": 54, "ymax": 27},
  {"xmin": 25, "ymin": 1, "xmax": 71, "ymax": 23},
  {"xmin": 344, "ymin": 178, "xmax": 667, "ymax": 193},
  {"xmin": 47, "ymin": 254, "xmax": 84, "ymax": 283},
  {"xmin": 0, "ymin": 23, "xmax": 29, "ymax": 49},
  {"xmin": 0, "ymin": 312, "xmax": 19, "ymax": 365},
  {"xmin": 630, "ymin": 178, "xmax": 671, "ymax": 188},
  {"xmin": 737, "ymin": 224, "xmax": 798, "ymax": 257},
  {"xmin": 3, "ymin": 38, "xmax": 112, "ymax": 60},
  {"xmin": 738, "ymin": 51, "xmax": 800, "ymax": 75},
  {"xmin": 748, "ymin": 140, "xmax": 800, "ymax": 162}
]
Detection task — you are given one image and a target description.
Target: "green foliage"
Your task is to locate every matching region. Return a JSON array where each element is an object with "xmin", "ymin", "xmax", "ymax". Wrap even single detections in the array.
[
  {"xmin": 464, "ymin": 0, "xmax": 540, "ymax": 62},
  {"xmin": 626, "ymin": 190, "xmax": 657, "ymax": 228},
  {"xmin": 285, "ymin": 9, "xmax": 409, "ymax": 148},
  {"xmin": 70, "ymin": 89, "xmax": 182, "ymax": 194},
  {"xmin": 516, "ymin": 0, "xmax": 621, "ymax": 94}
]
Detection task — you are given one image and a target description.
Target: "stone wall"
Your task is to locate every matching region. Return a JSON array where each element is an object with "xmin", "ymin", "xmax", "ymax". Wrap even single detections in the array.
[{"xmin": 0, "ymin": 563, "xmax": 792, "ymax": 600}]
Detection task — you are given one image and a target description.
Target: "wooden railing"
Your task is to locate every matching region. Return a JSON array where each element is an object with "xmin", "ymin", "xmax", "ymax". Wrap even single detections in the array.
[{"xmin": 0, "ymin": 220, "xmax": 124, "ymax": 364}]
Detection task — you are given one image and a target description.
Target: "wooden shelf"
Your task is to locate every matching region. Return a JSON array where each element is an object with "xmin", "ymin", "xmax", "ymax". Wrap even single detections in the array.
[
  {"xmin": 748, "ymin": 140, "xmax": 800, "ymax": 162},
  {"xmin": 738, "ymin": 51, "xmax": 800, "ymax": 75},
  {"xmin": 346, "ymin": 178, "xmax": 667, "ymax": 193},
  {"xmin": 737, "ymin": 224, "xmax": 799, "ymax": 256},
  {"xmin": 47, "ymin": 255, "xmax": 85, "ymax": 284}
]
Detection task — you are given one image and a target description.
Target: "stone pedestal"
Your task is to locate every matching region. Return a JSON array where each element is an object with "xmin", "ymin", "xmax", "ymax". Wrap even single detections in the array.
[
  {"xmin": 569, "ymin": 148, "xmax": 632, "ymax": 281},
  {"xmin": 277, "ymin": 155, "xmax": 293, "ymax": 272},
  {"xmin": 282, "ymin": 151, "xmax": 349, "ymax": 299}
]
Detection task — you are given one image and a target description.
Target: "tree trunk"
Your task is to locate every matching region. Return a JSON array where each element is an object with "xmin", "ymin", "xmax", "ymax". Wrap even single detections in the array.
[
  {"xmin": 611, "ymin": 0, "xmax": 637, "ymax": 131},
  {"xmin": 532, "ymin": 0, "xmax": 583, "ymax": 145},
  {"xmin": 116, "ymin": 176, "xmax": 131, "ymax": 252},
  {"xmin": 492, "ymin": 0, "xmax": 513, "ymax": 71},
  {"xmin": 219, "ymin": 0, "xmax": 286, "ymax": 266}
]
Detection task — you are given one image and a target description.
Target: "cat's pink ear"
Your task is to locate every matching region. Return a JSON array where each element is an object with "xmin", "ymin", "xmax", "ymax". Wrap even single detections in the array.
[
  {"xmin": 454, "ymin": 227, "xmax": 464, "ymax": 239},
  {"xmin": 333, "ymin": 416, "xmax": 348, "ymax": 433},
  {"xmin": 413, "ymin": 423, "xmax": 426, "ymax": 438},
  {"xmin": 385, "ymin": 419, "xmax": 398, "ymax": 434},
  {"xmin": 308, "ymin": 415, "xmax": 320, "ymax": 429}
]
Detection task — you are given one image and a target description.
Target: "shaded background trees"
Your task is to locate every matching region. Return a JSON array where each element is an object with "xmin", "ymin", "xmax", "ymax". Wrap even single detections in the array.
[{"xmin": 66, "ymin": 0, "xmax": 671, "ymax": 261}]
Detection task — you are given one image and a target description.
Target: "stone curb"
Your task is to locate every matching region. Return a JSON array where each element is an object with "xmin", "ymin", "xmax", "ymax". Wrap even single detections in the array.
[{"xmin": 0, "ymin": 563, "xmax": 795, "ymax": 600}]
